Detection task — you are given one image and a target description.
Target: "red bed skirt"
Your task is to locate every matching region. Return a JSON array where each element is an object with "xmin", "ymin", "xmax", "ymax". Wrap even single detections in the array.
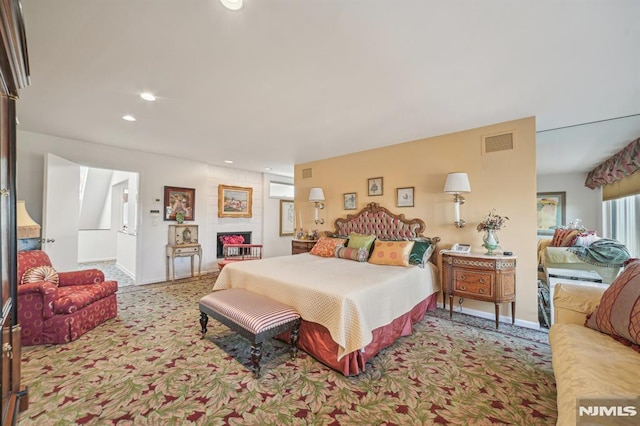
[{"xmin": 279, "ymin": 292, "xmax": 438, "ymax": 376}]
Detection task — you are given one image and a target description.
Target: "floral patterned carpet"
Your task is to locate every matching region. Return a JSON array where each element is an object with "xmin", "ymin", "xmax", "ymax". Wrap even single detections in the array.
[{"xmin": 20, "ymin": 275, "xmax": 557, "ymax": 425}]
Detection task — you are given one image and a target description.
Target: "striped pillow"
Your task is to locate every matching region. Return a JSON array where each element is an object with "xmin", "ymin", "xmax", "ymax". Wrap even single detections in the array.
[
  {"xmin": 550, "ymin": 228, "xmax": 580, "ymax": 247},
  {"xmin": 586, "ymin": 259, "xmax": 640, "ymax": 351},
  {"xmin": 20, "ymin": 265, "xmax": 59, "ymax": 286},
  {"xmin": 335, "ymin": 246, "xmax": 368, "ymax": 262}
]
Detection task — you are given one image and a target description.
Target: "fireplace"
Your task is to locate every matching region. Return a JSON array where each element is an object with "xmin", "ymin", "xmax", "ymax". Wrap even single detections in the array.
[{"xmin": 216, "ymin": 231, "xmax": 252, "ymax": 258}]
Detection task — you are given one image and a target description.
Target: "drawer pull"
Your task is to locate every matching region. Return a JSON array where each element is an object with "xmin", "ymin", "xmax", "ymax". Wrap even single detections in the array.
[
  {"xmin": 479, "ymin": 278, "xmax": 486, "ymax": 284},
  {"xmin": 479, "ymin": 288, "xmax": 485, "ymax": 294},
  {"xmin": 459, "ymin": 274, "xmax": 466, "ymax": 280},
  {"xmin": 459, "ymin": 285, "xmax": 466, "ymax": 291}
]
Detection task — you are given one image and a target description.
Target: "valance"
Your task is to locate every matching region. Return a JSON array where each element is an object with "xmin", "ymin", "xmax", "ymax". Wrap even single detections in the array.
[{"xmin": 585, "ymin": 138, "xmax": 640, "ymax": 189}]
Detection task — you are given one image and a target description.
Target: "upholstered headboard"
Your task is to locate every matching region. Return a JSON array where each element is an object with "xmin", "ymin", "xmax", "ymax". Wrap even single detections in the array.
[{"xmin": 330, "ymin": 202, "xmax": 440, "ymax": 245}]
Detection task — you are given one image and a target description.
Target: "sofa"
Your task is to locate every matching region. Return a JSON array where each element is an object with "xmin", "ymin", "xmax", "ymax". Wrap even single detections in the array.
[
  {"xmin": 549, "ymin": 260, "xmax": 640, "ymax": 426},
  {"xmin": 17, "ymin": 250, "xmax": 118, "ymax": 346}
]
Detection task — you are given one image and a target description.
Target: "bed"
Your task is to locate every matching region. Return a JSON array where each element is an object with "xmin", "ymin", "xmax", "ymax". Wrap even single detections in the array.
[{"xmin": 213, "ymin": 202, "xmax": 441, "ymax": 375}]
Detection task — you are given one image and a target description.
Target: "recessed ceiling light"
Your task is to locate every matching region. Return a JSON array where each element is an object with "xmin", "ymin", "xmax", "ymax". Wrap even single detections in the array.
[
  {"xmin": 122, "ymin": 115, "xmax": 136, "ymax": 122},
  {"xmin": 264, "ymin": 167, "xmax": 272, "ymax": 171},
  {"xmin": 220, "ymin": 0, "xmax": 242, "ymax": 11},
  {"xmin": 140, "ymin": 92, "xmax": 156, "ymax": 102},
  {"xmin": 224, "ymin": 160, "xmax": 234, "ymax": 164}
]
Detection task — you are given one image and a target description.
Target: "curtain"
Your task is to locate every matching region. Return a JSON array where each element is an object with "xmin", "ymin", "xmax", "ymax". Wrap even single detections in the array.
[
  {"xmin": 585, "ymin": 138, "xmax": 640, "ymax": 190},
  {"xmin": 602, "ymin": 194, "xmax": 640, "ymax": 258}
]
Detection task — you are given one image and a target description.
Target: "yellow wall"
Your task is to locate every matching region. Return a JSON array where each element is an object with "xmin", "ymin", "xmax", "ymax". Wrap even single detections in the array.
[{"xmin": 294, "ymin": 117, "xmax": 539, "ymax": 325}]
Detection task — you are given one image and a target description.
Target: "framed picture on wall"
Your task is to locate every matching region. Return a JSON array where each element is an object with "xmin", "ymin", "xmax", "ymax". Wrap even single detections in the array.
[
  {"xmin": 218, "ymin": 185, "xmax": 253, "ymax": 218},
  {"xmin": 537, "ymin": 191, "xmax": 566, "ymax": 235},
  {"xmin": 279, "ymin": 199, "xmax": 295, "ymax": 236},
  {"xmin": 396, "ymin": 187, "xmax": 414, "ymax": 207},
  {"xmin": 164, "ymin": 186, "xmax": 195, "ymax": 221},
  {"xmin": 368, "ymin": 177, "xmax": 383, "ymax": 196},
  {"xmin": 343, "ymin": 192, "xmax": 357, "ymax": 210}
]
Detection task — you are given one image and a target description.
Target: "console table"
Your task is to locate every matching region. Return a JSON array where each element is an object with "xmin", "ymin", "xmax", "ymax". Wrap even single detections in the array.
[
  {"xmin": 166, "ymin": 224, "xmax": 202, "ymax": 281},
  {"xmin": 442, "ymin": 251, "xmax": 517, "ymax": 328}
]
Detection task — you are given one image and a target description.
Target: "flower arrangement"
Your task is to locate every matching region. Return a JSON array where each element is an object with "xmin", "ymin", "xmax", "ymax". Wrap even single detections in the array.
[
  {"xmin": 219, "ymin": 234, "xmax": 245, "ymax": 245},
  {"xmin": 477, "ymin": 210, "xmax": 509, "ymax": 232}
]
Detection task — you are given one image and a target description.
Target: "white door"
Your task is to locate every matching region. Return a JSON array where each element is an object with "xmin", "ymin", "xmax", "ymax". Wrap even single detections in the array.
[{"xmin": 42, "ymin": 153, "xmax": 80, "ymax": 271}]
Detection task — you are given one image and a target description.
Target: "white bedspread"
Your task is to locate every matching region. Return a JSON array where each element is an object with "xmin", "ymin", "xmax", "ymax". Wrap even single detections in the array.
[{"xmin": 214, "ymin": 253, "xmax": 440, "ymax": 359}]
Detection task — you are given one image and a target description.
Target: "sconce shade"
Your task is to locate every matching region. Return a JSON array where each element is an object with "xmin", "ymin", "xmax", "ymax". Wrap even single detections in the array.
[
  {"xmin": 309, "ymin": 187, "xmax": 325, "ymax": 202},
  {"xmin": 17, "ymin": 200, "xmax": 41, "ymax": 239},
  {"xmin": 444, "ymin": 173, "xmax": 471, "ymax": 194}
]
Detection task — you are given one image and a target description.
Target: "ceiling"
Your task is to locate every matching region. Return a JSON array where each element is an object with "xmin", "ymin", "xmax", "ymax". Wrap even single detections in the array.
[{"xmin": 16, "ymin": 0, "xmax": 640, "ymax": 177}]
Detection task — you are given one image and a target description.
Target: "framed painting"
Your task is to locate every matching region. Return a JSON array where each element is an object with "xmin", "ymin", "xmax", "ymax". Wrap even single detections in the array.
[
  {"xmin": 343, "ymin": 192, "xmax": 357, "ymax": 210},
  {"xmin": 537, "ymin": 191, "xmax": 566, "ymax": 235},
  {"xmin": 164, "ymin": 186, "xmax": 195, "ymax": 221},
  {"xmin": 218, "ymin": 185, "xmax": 253, "ymax": 218},
  {"xmin": 280, "ymin": 199, "xmax": 295, "ymax": 236},
  {"xmin": 368, "ymin": 177, "xmax": 383, "ymax": 196},
  {"xmin": 396, "ymin": 187, "xmax": 414, "ymax": 207}
]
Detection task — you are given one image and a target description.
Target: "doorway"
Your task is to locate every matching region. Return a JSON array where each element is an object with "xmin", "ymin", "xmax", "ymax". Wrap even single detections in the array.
[{"xmin": 42, "ymin": 153, "xmax": 139, "ymax": 285}]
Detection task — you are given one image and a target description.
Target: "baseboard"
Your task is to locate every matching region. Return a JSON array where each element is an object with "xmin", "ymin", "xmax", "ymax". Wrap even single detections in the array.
[
  {"xmin": 78, "ymin": 257, "xmax": 117, "ymax": 264},
  {"xmin": 115, "ymin": 263, "xmax": 135, "ymax": 280},
  {"xmin": 138, "ymin": 270, "xmax": 210, "ymax": 286},
  {"xmin": 450, "ymin": 305, "xmax": 542, "ymax": 330}
]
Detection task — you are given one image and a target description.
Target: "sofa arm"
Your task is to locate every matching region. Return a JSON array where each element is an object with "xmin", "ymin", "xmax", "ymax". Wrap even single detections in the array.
[
  {"xmin": 58, "ymin": 269, "xmax": 105, "ymax": 287},
  {"xmin": 553, "ymin": 283, "xmax": 607, "ymax": 325},
  {"xmin": 18, "ymin": 281, "xmax": 59, "ymax": 319}
]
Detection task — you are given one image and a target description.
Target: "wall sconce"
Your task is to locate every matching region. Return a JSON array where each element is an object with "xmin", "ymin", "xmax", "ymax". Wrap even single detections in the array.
[
  {"xmin": 309, "ymin": 187, "xmax": 325, "ymax": 225},
  {"xmin": 443, "ymin": 172, "xmax": 471, "ymax": 228}
]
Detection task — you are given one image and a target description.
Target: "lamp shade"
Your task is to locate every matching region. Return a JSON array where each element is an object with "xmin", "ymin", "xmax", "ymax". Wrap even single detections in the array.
[
  {"xmin": 443, "ymin": 173, "xmax": 471, "ymax": 194},
  {"xmin": 17, "ymin": 200, "xmax": 41, "ymax": 238},
  {"xmin": 309, "ymin": 187, "xmax": 325, "ymax": 202}
]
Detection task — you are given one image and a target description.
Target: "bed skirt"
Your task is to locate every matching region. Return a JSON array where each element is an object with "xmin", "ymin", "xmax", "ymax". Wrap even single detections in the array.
[{"xmin": 279, "ymin": 292, "xmax": 438, "ymax": 376}]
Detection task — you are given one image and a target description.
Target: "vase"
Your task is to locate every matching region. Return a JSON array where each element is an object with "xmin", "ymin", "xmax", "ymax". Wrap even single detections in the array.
[{"xmin": 483, "ymin": 229, "xmax": 499, "ymax": 255}]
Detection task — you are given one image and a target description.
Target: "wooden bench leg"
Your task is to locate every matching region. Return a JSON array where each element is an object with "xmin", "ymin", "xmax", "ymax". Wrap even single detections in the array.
[
  {"xmin": 199, "ymin": 312, "xmax": 208, "ymax": 338},
  {"xmin": 250, "ymin": 342, "xmax": 263, "ymax": 377},
  {"xmin": 290, "ymin": 319, "xmax": 301, "ymax": 360}
]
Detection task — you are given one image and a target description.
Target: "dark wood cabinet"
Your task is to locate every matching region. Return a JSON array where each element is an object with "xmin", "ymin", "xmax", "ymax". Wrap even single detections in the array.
[
  {"xmin": 0, "ymin": 1, "xmax": 30, "ymax": 424},
  {"xmin": 291, "ymin": 239, "xmax": 317, "ymax": 255},
  {"xmin": 442, "ymin": 252, "xmax": 516, "ymax": 329}
]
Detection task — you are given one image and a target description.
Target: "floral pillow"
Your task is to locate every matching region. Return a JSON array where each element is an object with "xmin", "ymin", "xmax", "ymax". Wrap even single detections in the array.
[
  {"xmin": 409, "ymin": 240, "xmax": 433, "ymax": 267},
  {"xmin": 368, "ymin": 240, "xmax": 415, "ymax": 267},
  {"xmin": 309, "ymin": 237, "xmax": 347, "ymax": 257},
  {"xmin": 20, "ymin": 265, "xmax": 59, "ymax": 286}
]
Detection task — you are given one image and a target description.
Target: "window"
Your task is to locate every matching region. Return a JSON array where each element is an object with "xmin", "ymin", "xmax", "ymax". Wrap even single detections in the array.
[
  {"xmin": 602, "ymin": 194, "xmax": 640, "ymax": 258},
  {"xmin": 269, "ymin": 181, "xmax": 294, "ymax": 198}
]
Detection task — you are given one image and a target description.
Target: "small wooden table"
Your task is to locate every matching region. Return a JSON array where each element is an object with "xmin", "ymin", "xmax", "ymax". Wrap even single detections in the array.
[
  {"xmin": 166, "ymin": 243, "xmax": 202, "ymax": 281},
  {"xmin": 442, "ymin": 251, "xmax": 517, "ymax": 328},
  {"xmin": 291, "ymin": 239, "xmax": 318, "ymax": 255}
]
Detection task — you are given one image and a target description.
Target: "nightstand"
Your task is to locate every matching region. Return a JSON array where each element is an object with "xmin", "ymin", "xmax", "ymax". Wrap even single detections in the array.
[
  {"xmin": 291, "ymin": 239, "xmax": 317, "ymax": 255},
  {"xmin": 442, "ymin": 251, "xmax": 517, "ymax": 328}
]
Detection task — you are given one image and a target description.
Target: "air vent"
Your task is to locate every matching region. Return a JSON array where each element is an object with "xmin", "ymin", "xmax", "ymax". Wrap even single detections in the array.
[
  {"xmin": 482, "ymin": 132, "xmax": 515, "ymax": 154},
  {"xmin": 302, "ymin": 168, "xmax": 312, "ymax": 179}
]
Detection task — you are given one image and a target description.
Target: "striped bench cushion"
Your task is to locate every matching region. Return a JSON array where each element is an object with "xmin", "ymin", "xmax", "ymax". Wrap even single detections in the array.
[{"xmin": 199, "ymin": 289, "xmax": 299, "ymax": 335}]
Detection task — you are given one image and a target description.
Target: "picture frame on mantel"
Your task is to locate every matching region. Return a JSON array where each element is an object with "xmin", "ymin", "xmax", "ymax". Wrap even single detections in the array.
[
  {"xmin": 537, "ymin": 191, "xmax": 566, "ymax": 235},
  {"xmin": 218, "ymin": 184, "xmax": 253, "ymax": 218},
  {"xmin": 164, "ymin": 186, "xmax": 195, "ymax": 221}
]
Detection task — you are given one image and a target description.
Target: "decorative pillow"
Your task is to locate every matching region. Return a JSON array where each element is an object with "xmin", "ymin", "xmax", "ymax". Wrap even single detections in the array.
[
  {"xmin": 20, "ymin": 265, "xmax": 59, "ymax": 286},
  {"xmin": 573, "ymin": 231, "xmax": 600, "ymax": 247},
  {"xmin": 368, "ymin": 240, "xmax": 415, "ymax": 267},
  {"xmin": 309, "ymin": 237, "xmax": 347, "ymax": 257},
  {"xmin": 550, "ymin": 228, "xmax": 581, "ymax": 247},
  {"xmin": 347, "ymin": 233, "xmax": 376, "ymax": 253},
  {"xmin": 409, "ymin": 240, "xmax": 433, "ymax": 266},
  {"xmin": 335, "ymin": 246, "xmax": 368, "ymax": 262},
  {"xmin": 585, "ymin": 258, "xmax": 640, "ymax": 351}
]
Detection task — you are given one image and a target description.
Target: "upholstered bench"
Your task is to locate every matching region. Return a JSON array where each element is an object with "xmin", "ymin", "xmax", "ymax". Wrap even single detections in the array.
[{"xmin": 199, "ymin": 289, "xmax": 301, "ymax": 377}]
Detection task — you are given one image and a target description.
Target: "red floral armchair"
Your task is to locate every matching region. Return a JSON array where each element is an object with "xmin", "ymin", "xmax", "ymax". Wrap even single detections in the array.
[{"xmin": 17, "ymin": 250, "xmax": 118, "ymax": 346}]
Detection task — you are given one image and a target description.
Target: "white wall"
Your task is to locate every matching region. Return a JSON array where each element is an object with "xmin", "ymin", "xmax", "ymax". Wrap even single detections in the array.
[
  {"xmin": 116, "ymin": 232, "xmax": 136, "ymax": 278},
  {"xmin": 537, "ymin": 172, "xmax": 603, "ymax": 235},
  {"xmin": 78, "ymin": 230, "xmax": 116, "ymax": 262},
  {"xmin": 16, "ymin": 130, "xmax": 291, "ymax": 284},
  {"xmin": 263, "ymin": 174, "xmax": 294, "ymax": 258}
]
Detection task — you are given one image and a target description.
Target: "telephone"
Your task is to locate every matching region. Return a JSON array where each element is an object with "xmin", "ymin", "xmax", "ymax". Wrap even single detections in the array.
[{"xmin": 450, "ymin": 243, "xmax": 471, "ymax": 254}]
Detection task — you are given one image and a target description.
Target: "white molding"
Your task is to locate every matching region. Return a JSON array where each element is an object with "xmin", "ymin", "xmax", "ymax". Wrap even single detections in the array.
[{"xmin": 448, "ymin": 305, "xmax": 542, "ymax": 330}]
